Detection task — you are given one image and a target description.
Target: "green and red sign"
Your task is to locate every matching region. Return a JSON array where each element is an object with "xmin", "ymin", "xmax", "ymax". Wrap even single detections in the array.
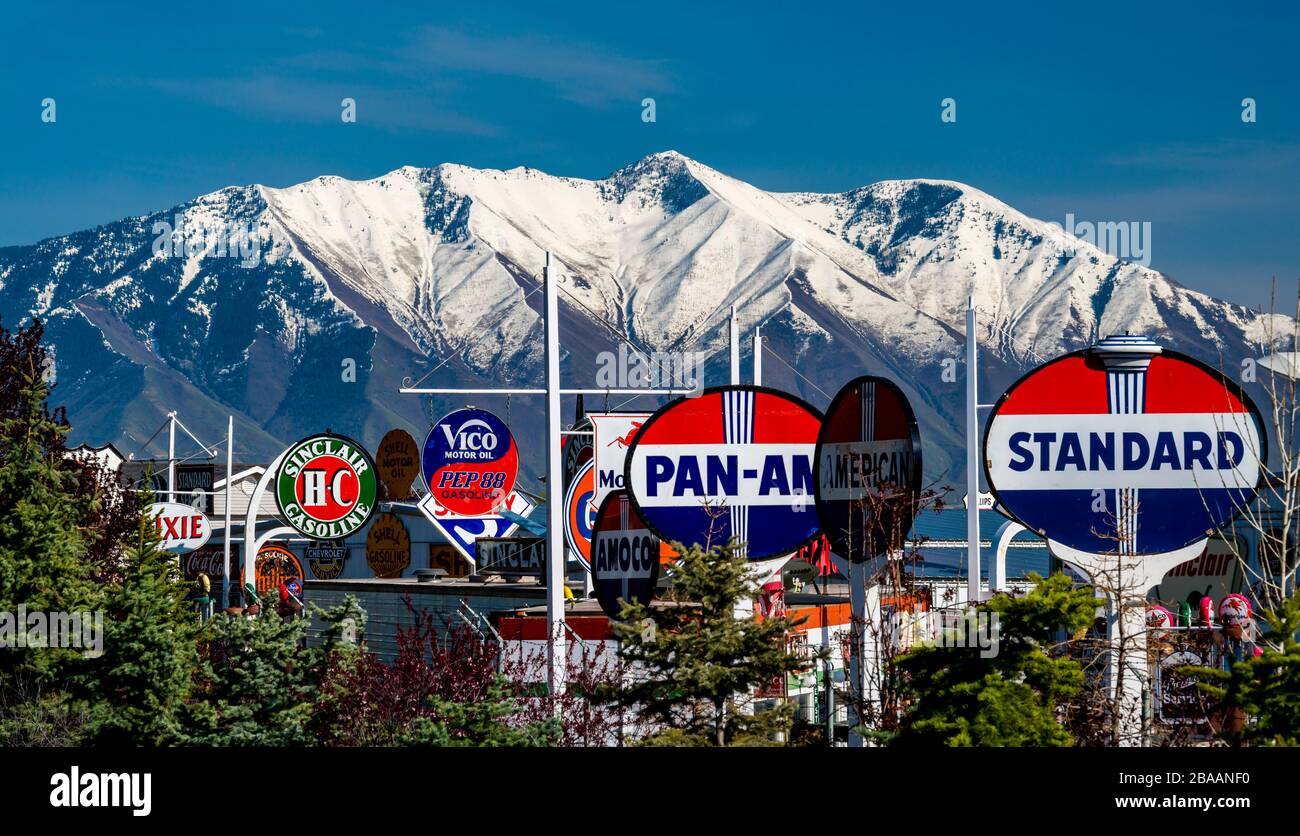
[{"xmin": 275, "ymin": 434, "xmax": 378, "ymax": 540}]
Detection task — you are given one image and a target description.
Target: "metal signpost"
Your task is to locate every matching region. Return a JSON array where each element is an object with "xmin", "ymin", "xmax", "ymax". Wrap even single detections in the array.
[
  {"xmin": 398, "ymin": 252, "xmax": 692, "ymax": 699},
  {"xmin": 983, "ymin": 334, "xmax": 1265, "ymax": 744}
]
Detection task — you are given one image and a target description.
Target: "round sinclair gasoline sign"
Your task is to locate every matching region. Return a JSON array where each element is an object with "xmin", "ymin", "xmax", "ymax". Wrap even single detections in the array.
[
  {"xmin": 983, "ymin": 337, "xmax": 1265, "ymax": 558},
  {"xmin": 813, "ymin": 376, "xmax": 922, "ymax": 563},
  {"xmin": 275, "ymin": 434, "xmax": 378, "ymax": 540},
  {"xmin": 625, "ymin": 385, "xmax": 824, "ymax": 560},
  {"xmin": 422, "ymin": 407, "xmax": 519, "ymax": 516}
]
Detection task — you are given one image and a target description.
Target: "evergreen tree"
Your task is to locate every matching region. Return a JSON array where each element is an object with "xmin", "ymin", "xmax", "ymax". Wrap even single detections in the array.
[
  {"xmin": 0, "ymin": 336, "xmax": 98, "ymax": 682},
  {"xmin": 605, "ymin": 540, "xmax": 805, "ymax": 746},
  {"xmin": 399, "ymin": 675, "xmax": 560, "ymax": 747},
  {"xmin": 887, "ymin": 572, "xmax": 1096, "ymax": 747},
  {"xmin": 79, "ymin": 500, "xmax": 198, "ymax": 745},
  {"xmin": 1191, "ymin": 593, "xmax": 1300, "ymax": 746},
  {"xmin": 179, "ymin": 612, "xmax": 316, "ymax": 746}
]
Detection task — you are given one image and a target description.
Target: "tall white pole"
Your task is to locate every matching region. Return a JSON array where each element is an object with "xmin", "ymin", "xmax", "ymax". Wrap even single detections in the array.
[
  {"xmin": 167, "ymin": 412, "xmax": 177, "ymax": 502},
  {"xmin": 966, "ymin": 297, "xmax": 981, "ymax": 603},
  {"xmin": 730, "ymin": 304, "xmax": 740, "ymax": 385},
  {"xmin": 752, "ymin": 325, "xmax": 762, "ymax": 386},
  {"xmin": 544, "ymin": 252, "xmax": 567, "ymax": 699},
  {"xmin": 223, "ymin": 415, "xmax": 233, "ymax": 611},
  {"xmin": 847, "ymin": 556, "xmax": 865, "ymax": 748}
]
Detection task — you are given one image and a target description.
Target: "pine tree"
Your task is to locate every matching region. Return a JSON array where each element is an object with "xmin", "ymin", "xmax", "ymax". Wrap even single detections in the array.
[
  {"xmin": 605, "ymin": 540, "xmax": 805, "ymax": 746},
  {"xmin": 0, "ymin": 340, "xmax": 98, "ymax": 681},
  {"xmin": 179, "ymin": 613, "xmax": 316, "ymax": 746},
  {"xmin": 887, "ymin": 572, "xmax": 1096, "ymax": 747},
  {"xmin": 79, "ymin": 501, "xmax": 198, "ymax": 745},
  {"xmin": 1190, "ymin": 593, "xmax": 1300, "ymax": 746},
  {"xmin": 399, "ymin": 675, "xmax": 560, "ymax": 747}
]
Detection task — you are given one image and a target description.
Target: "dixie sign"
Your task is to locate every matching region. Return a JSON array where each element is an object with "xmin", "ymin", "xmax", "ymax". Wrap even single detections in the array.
[
  {"xmin": 149, "ymin": 502, "xmax": 212, "ymax": 553},
  {"xmin": 984, "ymin": 337, "xmax": 1265, "ymax": 557},
  {"xmin": 625, "ymin": 386, "xmax": 823, "ymax": 559}
]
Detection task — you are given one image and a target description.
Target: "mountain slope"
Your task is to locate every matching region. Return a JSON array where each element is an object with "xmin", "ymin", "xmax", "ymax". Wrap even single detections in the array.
[{"xmin": 0, "ymin": 151, "xmax": 1277, "ymax": 485}]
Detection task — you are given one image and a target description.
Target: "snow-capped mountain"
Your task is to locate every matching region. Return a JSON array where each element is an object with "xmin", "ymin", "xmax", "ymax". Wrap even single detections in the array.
[{"xmin": 0, "ymin": 151, "xmax": 1277, "ymax": 486}]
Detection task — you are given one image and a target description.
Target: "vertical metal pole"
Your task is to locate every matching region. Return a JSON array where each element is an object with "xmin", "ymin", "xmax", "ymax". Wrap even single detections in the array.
[
  {"xmin": 752, "ymin": 325, "xmax": 762, "ymax": 386},
  {"xmin": 544, "ymin": 252, "xmax": 567, "ymax": 699},
  {"xmin": 824, "ymin": 658, "xmax": 835, "ymax": 745},
  {"xmin": 729, "ymin": 304, "xmax": 740, "ymax": 385},
  {"xmin": 966, "ymin": 297, "xmax": 981, "ymax": 604},
  {"xmin": 167, "ymin": 412, "xmax": 177, "ymax": 502},
  {"xmin": 847, "ymin": 556, "xmax": 865, "ymax": 748},
  {"xmin": 222, "ymin": 415, "xmax": 233, "ymax": 611}
]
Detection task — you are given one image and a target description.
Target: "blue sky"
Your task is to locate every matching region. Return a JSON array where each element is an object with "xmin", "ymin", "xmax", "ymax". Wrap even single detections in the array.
[{"xmin": 1, "ymin": 1, "xmax": 1296, "ymax": 307}]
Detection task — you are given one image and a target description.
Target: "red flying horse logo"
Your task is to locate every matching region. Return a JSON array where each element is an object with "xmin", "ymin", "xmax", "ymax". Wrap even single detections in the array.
[{"xmin": 608, "ymin": 422, "xmax": 643, "ymax": 449}]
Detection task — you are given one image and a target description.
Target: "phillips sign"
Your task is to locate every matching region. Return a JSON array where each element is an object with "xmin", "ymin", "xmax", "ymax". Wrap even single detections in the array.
[
  {"xmin": 984, "ymin": 336, "xmax": 1265, "ymax": 557},
  {"xmin": 625, "ymin": 386, "xmax": 823, "ymax": 559}
]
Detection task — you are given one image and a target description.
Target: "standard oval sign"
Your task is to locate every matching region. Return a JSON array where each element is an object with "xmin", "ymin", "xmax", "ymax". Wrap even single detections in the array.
[
  {"xmin": 149, "ymin": 502, "xmax": 212, "ymax": 553},
  {"xmin": 590, "ymin": 491, "xmax": 662, "ymax": 618},
  {"xmin": 422, "ymin": 407, "xmax": 519, "ymax": 516},
  {"xmin": 983, "ymin": 340, "xmax": 1265, "ymax": 557},
  {"xmin": 813, "ymin": 376, "xmax": 922, "ymax": 562},
  {"xmin": 624, "ymin": 385, "xmax": 823, "ymax": 560},
  {"xmin": 275, "ymin": 434, "xmax": 379, "ymax": 540}
]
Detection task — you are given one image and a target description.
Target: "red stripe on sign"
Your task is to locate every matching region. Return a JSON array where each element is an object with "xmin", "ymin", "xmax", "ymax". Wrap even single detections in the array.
[
  {"xmin": 995, "ymin": 355, "xmax": 1110, "ymax": 415},
  {"xmin": 750, "ymin": 392, "xmax": 820, "ymax": 443},
  {"xmin": 1143, "ymin": 355, "xmax": 1248, "ymax": 414},
  {"xmin": 641, "ymin": 393, "xmax": 727, "ymax": 443}
]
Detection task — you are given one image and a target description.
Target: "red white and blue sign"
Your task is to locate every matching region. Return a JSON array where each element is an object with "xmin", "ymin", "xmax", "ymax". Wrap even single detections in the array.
[
  {"xmin": 590, "ymin": 491, "xmax": 661, "ymax": 618},
  {"xmin": 564, "ymin": 459, "xmax": 597, "ymax": 571},
  {"xmin": 418, "ymin": 489, "xmax": 535, "ymax": 564},
  {"xmin": 624, "ymin": 385, "xmax": 824, "ymax": 560},
  {"xmin": 984, "ymin": 336, "xmax": 1265, "ymax": 558},
  {"xmin": 422, "ymin": 407, "xmax": 519, "ymax": 516},
  {"xmin": 813, "ymin": 376, "xmax": 922, "ymax": 563}
]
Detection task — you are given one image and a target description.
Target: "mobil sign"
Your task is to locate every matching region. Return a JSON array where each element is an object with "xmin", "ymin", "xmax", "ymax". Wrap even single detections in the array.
[
  {"xmin": 625, "ymin": 385, "xmax": 823, "ymax": 560},
  {"xmin": 984, "ymin": 335, "xmax": 1265, "ymax": 559},
  {"xmin": 590, "ymin": 412, "xmax": 650, "ymax": 509},
  {"xmin": 149, "ymin": 502, "xmax": 212, "ymax": 554}
]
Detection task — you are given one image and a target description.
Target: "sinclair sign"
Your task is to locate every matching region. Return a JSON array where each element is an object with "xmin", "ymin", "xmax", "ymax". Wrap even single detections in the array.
[{"xmin": 275, "ymin": 434, "xmax": 379, "ymax": 540}]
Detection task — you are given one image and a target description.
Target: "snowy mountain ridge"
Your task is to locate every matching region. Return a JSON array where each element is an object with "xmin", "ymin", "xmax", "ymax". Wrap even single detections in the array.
[{"xmin": 0, "ymin": 151, "xmax": 1277, "ymax": 483}]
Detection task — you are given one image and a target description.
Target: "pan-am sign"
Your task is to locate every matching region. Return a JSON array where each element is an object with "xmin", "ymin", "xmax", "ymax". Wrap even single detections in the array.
[
  {"xmin": 625, "ymin": 386, "xmax": 823, "ymax": 560},
  {"xmin": 149, "ymin": 502, "xmax": 212, "ymax": 554},
  {"xmin": 983, "ymin": 337, "xmax": 1265, "ymax": 558}
]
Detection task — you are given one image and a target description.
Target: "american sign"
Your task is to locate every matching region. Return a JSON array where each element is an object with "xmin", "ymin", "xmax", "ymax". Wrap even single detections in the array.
[
  {"xmin": 813, "ymin": 376, "xmax": 922, "ymax": 562},
  {"xmin": 984, "ymin": 338, "xmax": 1265, "ymax": 557},
  {"xmin": 625, "ymin": 386, "xmax": 823, "ymax": 560}
]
